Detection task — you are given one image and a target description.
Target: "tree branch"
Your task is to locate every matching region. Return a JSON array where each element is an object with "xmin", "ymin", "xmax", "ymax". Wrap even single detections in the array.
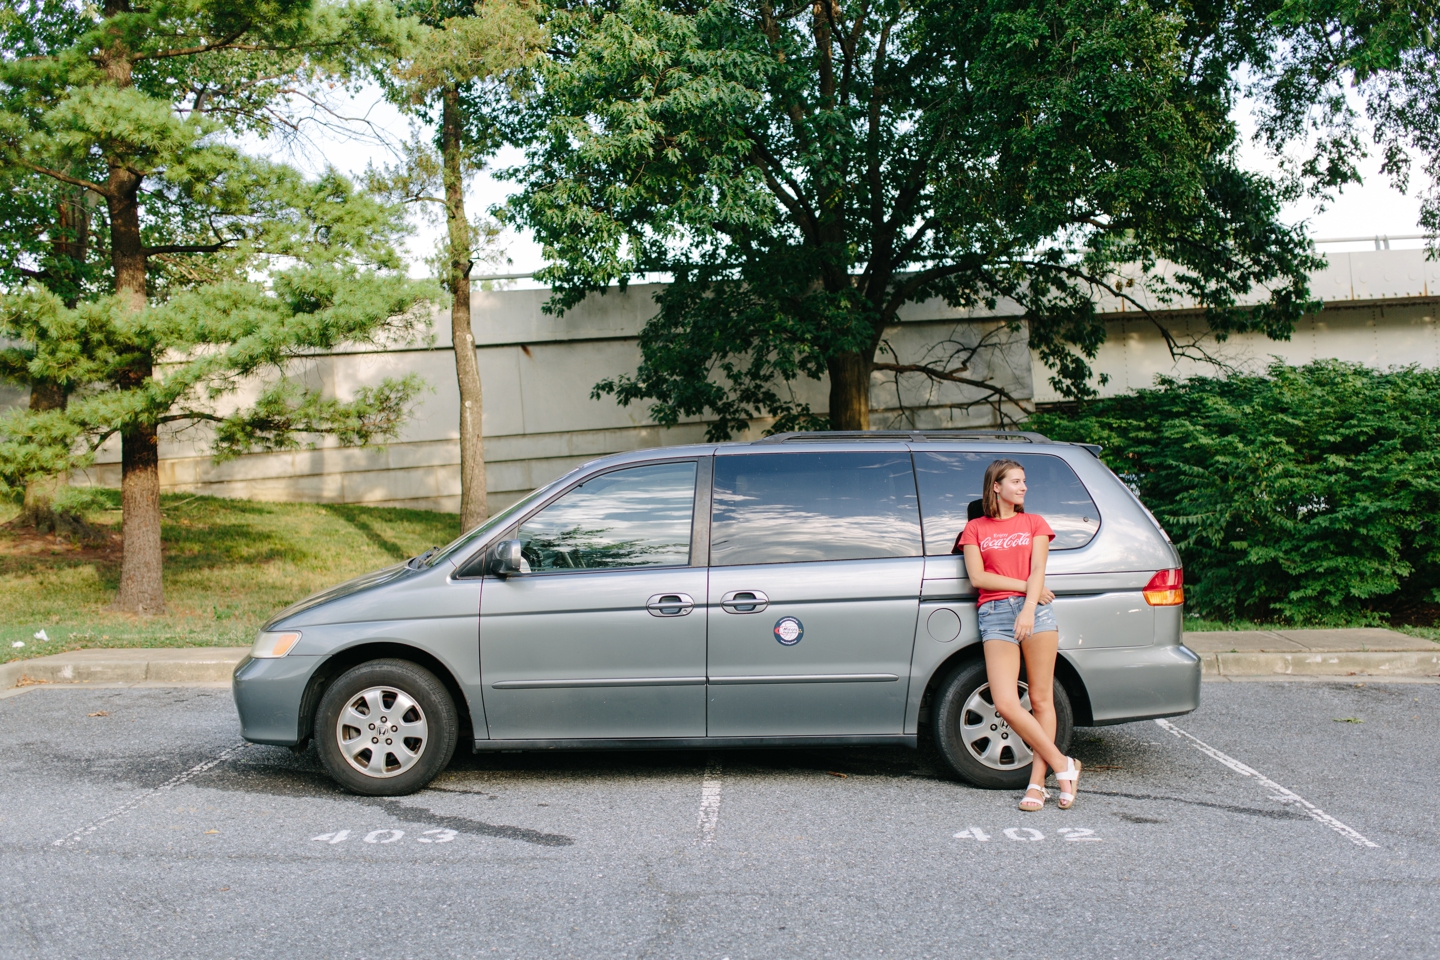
[
  {"xmin": 21, "ymin": 163, "xmax": 109, "ymax": 198},
  {"xmin": 142, "ymin": 242, "xmax": 230, "ymax": 255},
  {"xmin": 132, "ymin": 28, "xmax": 253, "ymax": 61}
]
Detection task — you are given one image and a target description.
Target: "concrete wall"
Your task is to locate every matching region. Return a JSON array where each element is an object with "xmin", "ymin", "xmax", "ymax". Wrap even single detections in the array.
[
  {"xmin": 38, "ymin": 248, "xmax": 1440, "ymax": 514},
  {"xmin": 1031, "ymin": 249, "xmax": 1439, "ymax": 402}
]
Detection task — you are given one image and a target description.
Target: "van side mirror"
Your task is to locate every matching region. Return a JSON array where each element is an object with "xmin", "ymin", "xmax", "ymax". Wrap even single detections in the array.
[{"xmin": 489, "ymin": 539, "xmax": 525, "ymax": 578}]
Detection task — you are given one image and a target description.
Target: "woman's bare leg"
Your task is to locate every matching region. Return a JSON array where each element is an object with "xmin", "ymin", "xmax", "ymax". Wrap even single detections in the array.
[
  {"xmin": 983, "ymin": 640, "xmax": 1068, "ymax": 776},
  {"xmin": 1019, "ymin": 630, "xmax": 1061, "ymax": 787}
]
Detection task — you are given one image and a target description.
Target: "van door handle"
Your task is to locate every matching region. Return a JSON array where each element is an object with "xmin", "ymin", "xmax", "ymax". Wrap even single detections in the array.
[
  {"xmin": 646, "ymin": 593, "xmax": 695, "ymax": 617},
  {"xmin": 720, "ymin": 590, "xmax": 769, "ymax": 614}
]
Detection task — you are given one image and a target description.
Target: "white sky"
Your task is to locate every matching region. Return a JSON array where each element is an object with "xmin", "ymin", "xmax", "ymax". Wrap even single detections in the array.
[{"xmin": 269, "ymin": 86, "xmax": 1432, "ymax": 280}]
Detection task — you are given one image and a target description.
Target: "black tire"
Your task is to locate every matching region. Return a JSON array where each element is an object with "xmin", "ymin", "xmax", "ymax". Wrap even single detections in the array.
[
  {"xmin": 932, "ymin": 657, "xmax": 1073, "ymax": 789},
  {"xmin": 315, "ymin": 659, "xmax": 458, "ymax": 796}
]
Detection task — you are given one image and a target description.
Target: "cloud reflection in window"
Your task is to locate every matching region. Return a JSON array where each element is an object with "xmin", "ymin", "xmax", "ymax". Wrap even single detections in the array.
[
  {"xmin": 711, "ymin": 453, "xmax": 923, "ymax": 565},
  {"xmin": 914, "ymin": 452, "xmax": 1101, "ymax": 555}
]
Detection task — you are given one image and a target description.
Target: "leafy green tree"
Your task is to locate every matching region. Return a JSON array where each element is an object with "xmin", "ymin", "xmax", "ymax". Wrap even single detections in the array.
[
  {"xmin": 508, "ymin": 0, "xmax": 1323, "ymax": 438},
  {"xmin": 0, "ymin": 0, "xmax": 434, "ymax": 613},
  {"xmin": 1031, "ymin": 361, "xmax": 1440, "ymax": 624},
  {"xmin": 1244, "ymin": 0, "xmax": 1440, "ymax": 249},
  {"xmin": 369, "ymin": 0, "xmax": 545, "ymax": 530}
]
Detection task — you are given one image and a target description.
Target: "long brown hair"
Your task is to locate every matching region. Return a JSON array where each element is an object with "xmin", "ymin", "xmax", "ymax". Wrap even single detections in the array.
[{"xmin": 982, "ymin": 459, "xmax": 1026, "ymax": 519}]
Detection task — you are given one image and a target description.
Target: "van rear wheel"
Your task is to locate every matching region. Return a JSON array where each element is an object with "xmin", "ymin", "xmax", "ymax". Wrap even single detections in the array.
[
  {"xmin": 315, "ymin": 659, "xmax": 458, "ymax": 796},
  {"xmin": 933, "ymin": 658, "xmax": 1073, "ymax": 789}
]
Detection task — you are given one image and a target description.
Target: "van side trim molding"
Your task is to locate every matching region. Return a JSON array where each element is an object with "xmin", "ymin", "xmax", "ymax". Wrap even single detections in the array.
[
  {"xmin": 473, "ymin": 735, "xmax": 918, "ymax": 751},
  {"xmin": 707, "ymin": 673, "xmax": 900, "ymax": 684},
  {"xmin": 491, "ymin": 676, "xmax": 706, "ymax": 689}
]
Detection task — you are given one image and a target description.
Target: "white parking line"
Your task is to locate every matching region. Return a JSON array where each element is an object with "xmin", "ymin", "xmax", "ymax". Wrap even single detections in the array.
[
  {"xmin": 696, "ymin": 757, "xmax": 722, "ymax": 845},
  {"xmin": 53, "ymin": 741, "xmax": 248, "ymax": 847},
  {"xmin": 1155, "ymin": 719, "xmax": 1378, "ymax": 848}
]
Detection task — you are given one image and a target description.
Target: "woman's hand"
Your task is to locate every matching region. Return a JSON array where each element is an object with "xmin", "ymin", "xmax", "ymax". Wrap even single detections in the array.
[
  {"xmin": 1039, "ymin": 587, "xmax": 1055, "ymax": 605},
  {"xmin": 1014, "ymin": 605, "xmax": 1037, "ymax": 642}
]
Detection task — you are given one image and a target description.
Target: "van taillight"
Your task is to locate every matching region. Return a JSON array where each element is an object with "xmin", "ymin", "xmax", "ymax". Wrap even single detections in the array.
[{"xmin": 1143, "ymin": 568, "xmax": 1184, "ymax": 606}]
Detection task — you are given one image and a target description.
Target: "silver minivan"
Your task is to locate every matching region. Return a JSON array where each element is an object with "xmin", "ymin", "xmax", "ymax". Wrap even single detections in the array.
[{"xmin": 232, "ymin": 431, "xmax": 1201, "ymax": 796}]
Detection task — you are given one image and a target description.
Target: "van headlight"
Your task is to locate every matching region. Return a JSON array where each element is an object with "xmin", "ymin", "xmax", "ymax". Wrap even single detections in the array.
[{"xmin": 251, "ymin": 631, "xmax": 302, "ymax": 659}]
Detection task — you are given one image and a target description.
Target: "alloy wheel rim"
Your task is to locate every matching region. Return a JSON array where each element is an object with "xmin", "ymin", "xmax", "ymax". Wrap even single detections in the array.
[
  {"xmin": 960, "ymin": 681, "xmax": 1034, "ymax": 770},
  {"xmin": 336, "ymin": 685, "xmax": 428, "ymax": 778}
]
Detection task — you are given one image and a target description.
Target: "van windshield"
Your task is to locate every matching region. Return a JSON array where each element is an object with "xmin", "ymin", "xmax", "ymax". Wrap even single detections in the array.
[{"xmin": 422, "ymin": 472, "xmax": 578, "ymax": 568}]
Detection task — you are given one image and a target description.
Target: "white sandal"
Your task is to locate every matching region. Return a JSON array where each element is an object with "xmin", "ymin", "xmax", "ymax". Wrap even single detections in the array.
[
  {"xmin": 1055, "ymin": 757, "xmax": 1082, "ymax": 809},
  {"xmin": 1019, "ymin": 782, "xmax": 1049, "ymax": 812}
]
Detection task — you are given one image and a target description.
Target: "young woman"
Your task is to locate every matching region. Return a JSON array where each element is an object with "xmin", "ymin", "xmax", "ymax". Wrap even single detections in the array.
[{"xmin": 956, "ymin": 459, "xmax": 1082, "ymax": 811}]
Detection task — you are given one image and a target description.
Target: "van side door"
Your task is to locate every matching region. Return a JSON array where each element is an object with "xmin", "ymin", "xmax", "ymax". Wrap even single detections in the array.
[
  {"xmin": 705, "ymin": 449, "xmax": 925, "ymax": 737},
  {"xmin": 478, "ymin": 459, "xmax": 709, "ymax": 740}
]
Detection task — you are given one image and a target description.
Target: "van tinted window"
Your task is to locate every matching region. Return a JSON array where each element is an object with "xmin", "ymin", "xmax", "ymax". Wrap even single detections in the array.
[
  {"xmin": 711, "ymin": 452, "xmax": 922, "ymax": 565},
  {"xmin": 518, "ymin": 461, "xmax": 697, "ymax": 570},
  {"xmin": 913, "ymin": 452, "xmax": 1100, "ymax": 555}
]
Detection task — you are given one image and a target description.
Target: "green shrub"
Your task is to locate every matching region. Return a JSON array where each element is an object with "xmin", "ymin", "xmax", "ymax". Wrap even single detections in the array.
[{"xmin": 1030, "ymin": 360, "xmax": 1440, "ymax": 624}]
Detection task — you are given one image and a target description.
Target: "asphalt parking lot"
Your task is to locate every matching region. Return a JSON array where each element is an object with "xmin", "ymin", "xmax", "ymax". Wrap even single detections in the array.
[{"xmin": 2, "ymin": 679, "xmax": 1437, "ymax": 960}]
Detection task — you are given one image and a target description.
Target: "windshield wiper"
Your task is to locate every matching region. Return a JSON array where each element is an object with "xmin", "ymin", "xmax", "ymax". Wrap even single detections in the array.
[{"xmin": 407, "ymin": 546, "xmax": 441, "ymax": 569}]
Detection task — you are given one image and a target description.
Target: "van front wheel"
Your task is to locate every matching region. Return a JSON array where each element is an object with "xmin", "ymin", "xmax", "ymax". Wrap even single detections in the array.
[
  {"xmin": 933, "ymin": 658, "xmax": 1073, "ymax": 789},
  {"xmin": 315, "ymin": 659, "xmax": 458, "ymax": 796}
]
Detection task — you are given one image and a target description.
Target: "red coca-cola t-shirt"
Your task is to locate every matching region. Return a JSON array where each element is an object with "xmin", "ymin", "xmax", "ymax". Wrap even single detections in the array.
[{"xmin": 955, "ymin": 512, "xmax": 1056, "ymax": 605}]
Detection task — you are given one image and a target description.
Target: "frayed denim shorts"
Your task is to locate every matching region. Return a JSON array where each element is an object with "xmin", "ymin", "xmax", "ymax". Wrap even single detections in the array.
[{"xmin": 978, "ymin": 597, "xmax": 1058, "ymax": 644}]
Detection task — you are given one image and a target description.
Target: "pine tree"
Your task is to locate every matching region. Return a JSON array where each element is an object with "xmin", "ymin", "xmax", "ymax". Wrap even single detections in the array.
[{"xmin": 0, "ymin": 0, "xmax": 435, "ymax": 613}]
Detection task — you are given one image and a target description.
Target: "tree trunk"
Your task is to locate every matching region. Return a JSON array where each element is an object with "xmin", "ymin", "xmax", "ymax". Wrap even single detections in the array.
[
  {"xmin": 114, "ymin": 419, "xmax": 165, "ymax": 614},
  {"xmin": 442, "ymin": 84, "xmax": 488, "ymax": 530},
  {"xmin": 107, "ymin": 164, "xmax": 164, "ymax": 613},
  {"xmin": 22, "ymin": 380, "xmax": 68, "ymax": 531},
  {"xmin": 827, "ymin": 350, "xmax": 873, "ymax": 430}
]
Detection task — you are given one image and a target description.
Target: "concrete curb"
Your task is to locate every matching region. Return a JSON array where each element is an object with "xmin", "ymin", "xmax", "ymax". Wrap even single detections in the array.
[
  {"xmin": 0, "ymin": 648, "xmax": 249, "ymax": 691},
  {"xmin": 1197, "ymin": 650, "xmax": 1440, "ymax": 679}
]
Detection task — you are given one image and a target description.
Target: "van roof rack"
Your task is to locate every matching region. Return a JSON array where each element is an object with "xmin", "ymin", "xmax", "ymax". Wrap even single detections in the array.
[{"xmin": 752, "ymin": 430, "xmax": 1052, "ymax": 444}]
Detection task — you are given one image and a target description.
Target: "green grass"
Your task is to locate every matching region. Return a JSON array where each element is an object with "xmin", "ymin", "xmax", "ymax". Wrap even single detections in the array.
[
  {"xmin": 1, "ymin": 490, "xmax": 460, "ymax": 663},
  {"xmin": 1183, "ymin": 616, "xmax": 1439, "ymax": 643}
]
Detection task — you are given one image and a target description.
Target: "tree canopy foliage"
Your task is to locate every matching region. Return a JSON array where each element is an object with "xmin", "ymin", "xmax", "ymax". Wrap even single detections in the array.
[
  {"xmin": 1032, "ymin": 361, "xmax": 1440, "ymax": 624},
  {"xmin": 508, "ymin": 0, "xmax": 1339, "ymax": 438},
  {"xmin": 0, "ymin": 0, "xmax": 434, "ymax": 612}
]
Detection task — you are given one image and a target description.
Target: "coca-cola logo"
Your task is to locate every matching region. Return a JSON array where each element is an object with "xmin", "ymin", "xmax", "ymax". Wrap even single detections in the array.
[{"xmin": 980, "ymin": 532, "xmax": 1032, "ymax": 551}]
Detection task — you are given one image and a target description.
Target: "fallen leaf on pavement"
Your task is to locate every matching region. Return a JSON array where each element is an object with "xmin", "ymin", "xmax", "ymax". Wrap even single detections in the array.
[
  {"xmin": 87, "ymin": 711, "xmax": 109, "ymax": 717},
  {"xmin": 827, "ymin": 771, "xmax": 848, "ymax": 778},
  {"xmin": 1334, "ymin": 717, "xmax": 1363, "ymax": 723}
]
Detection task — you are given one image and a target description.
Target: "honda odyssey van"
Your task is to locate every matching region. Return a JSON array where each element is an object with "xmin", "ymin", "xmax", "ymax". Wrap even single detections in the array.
[{"xmin": 232, "ymin": 431, "xmax": 1201, "ymax": 795}]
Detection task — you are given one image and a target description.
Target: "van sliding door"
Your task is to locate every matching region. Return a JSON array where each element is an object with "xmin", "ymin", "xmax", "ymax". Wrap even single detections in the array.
[{"xmin": 705, "ymin": 449, "xmax": 924, "ymax": 737}]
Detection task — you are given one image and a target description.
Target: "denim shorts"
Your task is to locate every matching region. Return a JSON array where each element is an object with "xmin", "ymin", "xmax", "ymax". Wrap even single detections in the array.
[{"xmin": 978, "ymin": 597, "xmax": 1058, "ymax": 644}]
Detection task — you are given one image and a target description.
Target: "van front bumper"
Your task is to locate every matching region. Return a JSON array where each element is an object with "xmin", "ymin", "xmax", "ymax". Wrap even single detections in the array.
[
  {"xmin": 232, "ymin": 655, "xmax": 319, "ymax": 746},
  {"xmin": 1066, "ymin": 643, "xmax": 1202, "ymax": 725}
]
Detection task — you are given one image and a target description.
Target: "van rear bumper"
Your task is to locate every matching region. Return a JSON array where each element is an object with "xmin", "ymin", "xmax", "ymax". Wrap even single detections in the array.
[{"xmin": 1065, "ymin": 643, "xmax": 1202, "ymax": 726}]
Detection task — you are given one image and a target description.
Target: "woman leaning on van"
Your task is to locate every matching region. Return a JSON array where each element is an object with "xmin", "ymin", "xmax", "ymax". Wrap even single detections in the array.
[{"xmin": 956, "ymin": 459, "xmax": 1082, "ymax": 811}]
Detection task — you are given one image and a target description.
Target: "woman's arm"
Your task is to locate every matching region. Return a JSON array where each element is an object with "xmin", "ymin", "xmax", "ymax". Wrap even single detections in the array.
[
  {"xmin": 961, "ymin": 543, "xmax": 1056, "ymax": 602},
  {"xmin": 961, "ymin": 544, "xmax": 1028, "ymax": 593},
  {"xmin": 1014, "ymin": 536, "xmax": 1051, "ymax": 641}
]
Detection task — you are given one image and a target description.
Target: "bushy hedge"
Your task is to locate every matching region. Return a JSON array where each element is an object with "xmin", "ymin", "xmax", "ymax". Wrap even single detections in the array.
[{"xmin": 1029, "ymin": 360, "xmax": 1440, "ymax": 624}]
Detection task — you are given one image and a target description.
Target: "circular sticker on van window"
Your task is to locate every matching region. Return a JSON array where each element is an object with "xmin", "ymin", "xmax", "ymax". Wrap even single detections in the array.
[{"xmin": 773, "ymin": 616, "xmax": 804, "ymax": 646}]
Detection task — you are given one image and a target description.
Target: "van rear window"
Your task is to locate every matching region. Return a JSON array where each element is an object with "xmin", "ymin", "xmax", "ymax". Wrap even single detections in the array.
[
  {"xmin": 913, "ymin": 452, "xmax": 1100, "ymax": 555},
  {"xmin": 711, "ymin": 452, "xmax": 922, "ymax": 565}
]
